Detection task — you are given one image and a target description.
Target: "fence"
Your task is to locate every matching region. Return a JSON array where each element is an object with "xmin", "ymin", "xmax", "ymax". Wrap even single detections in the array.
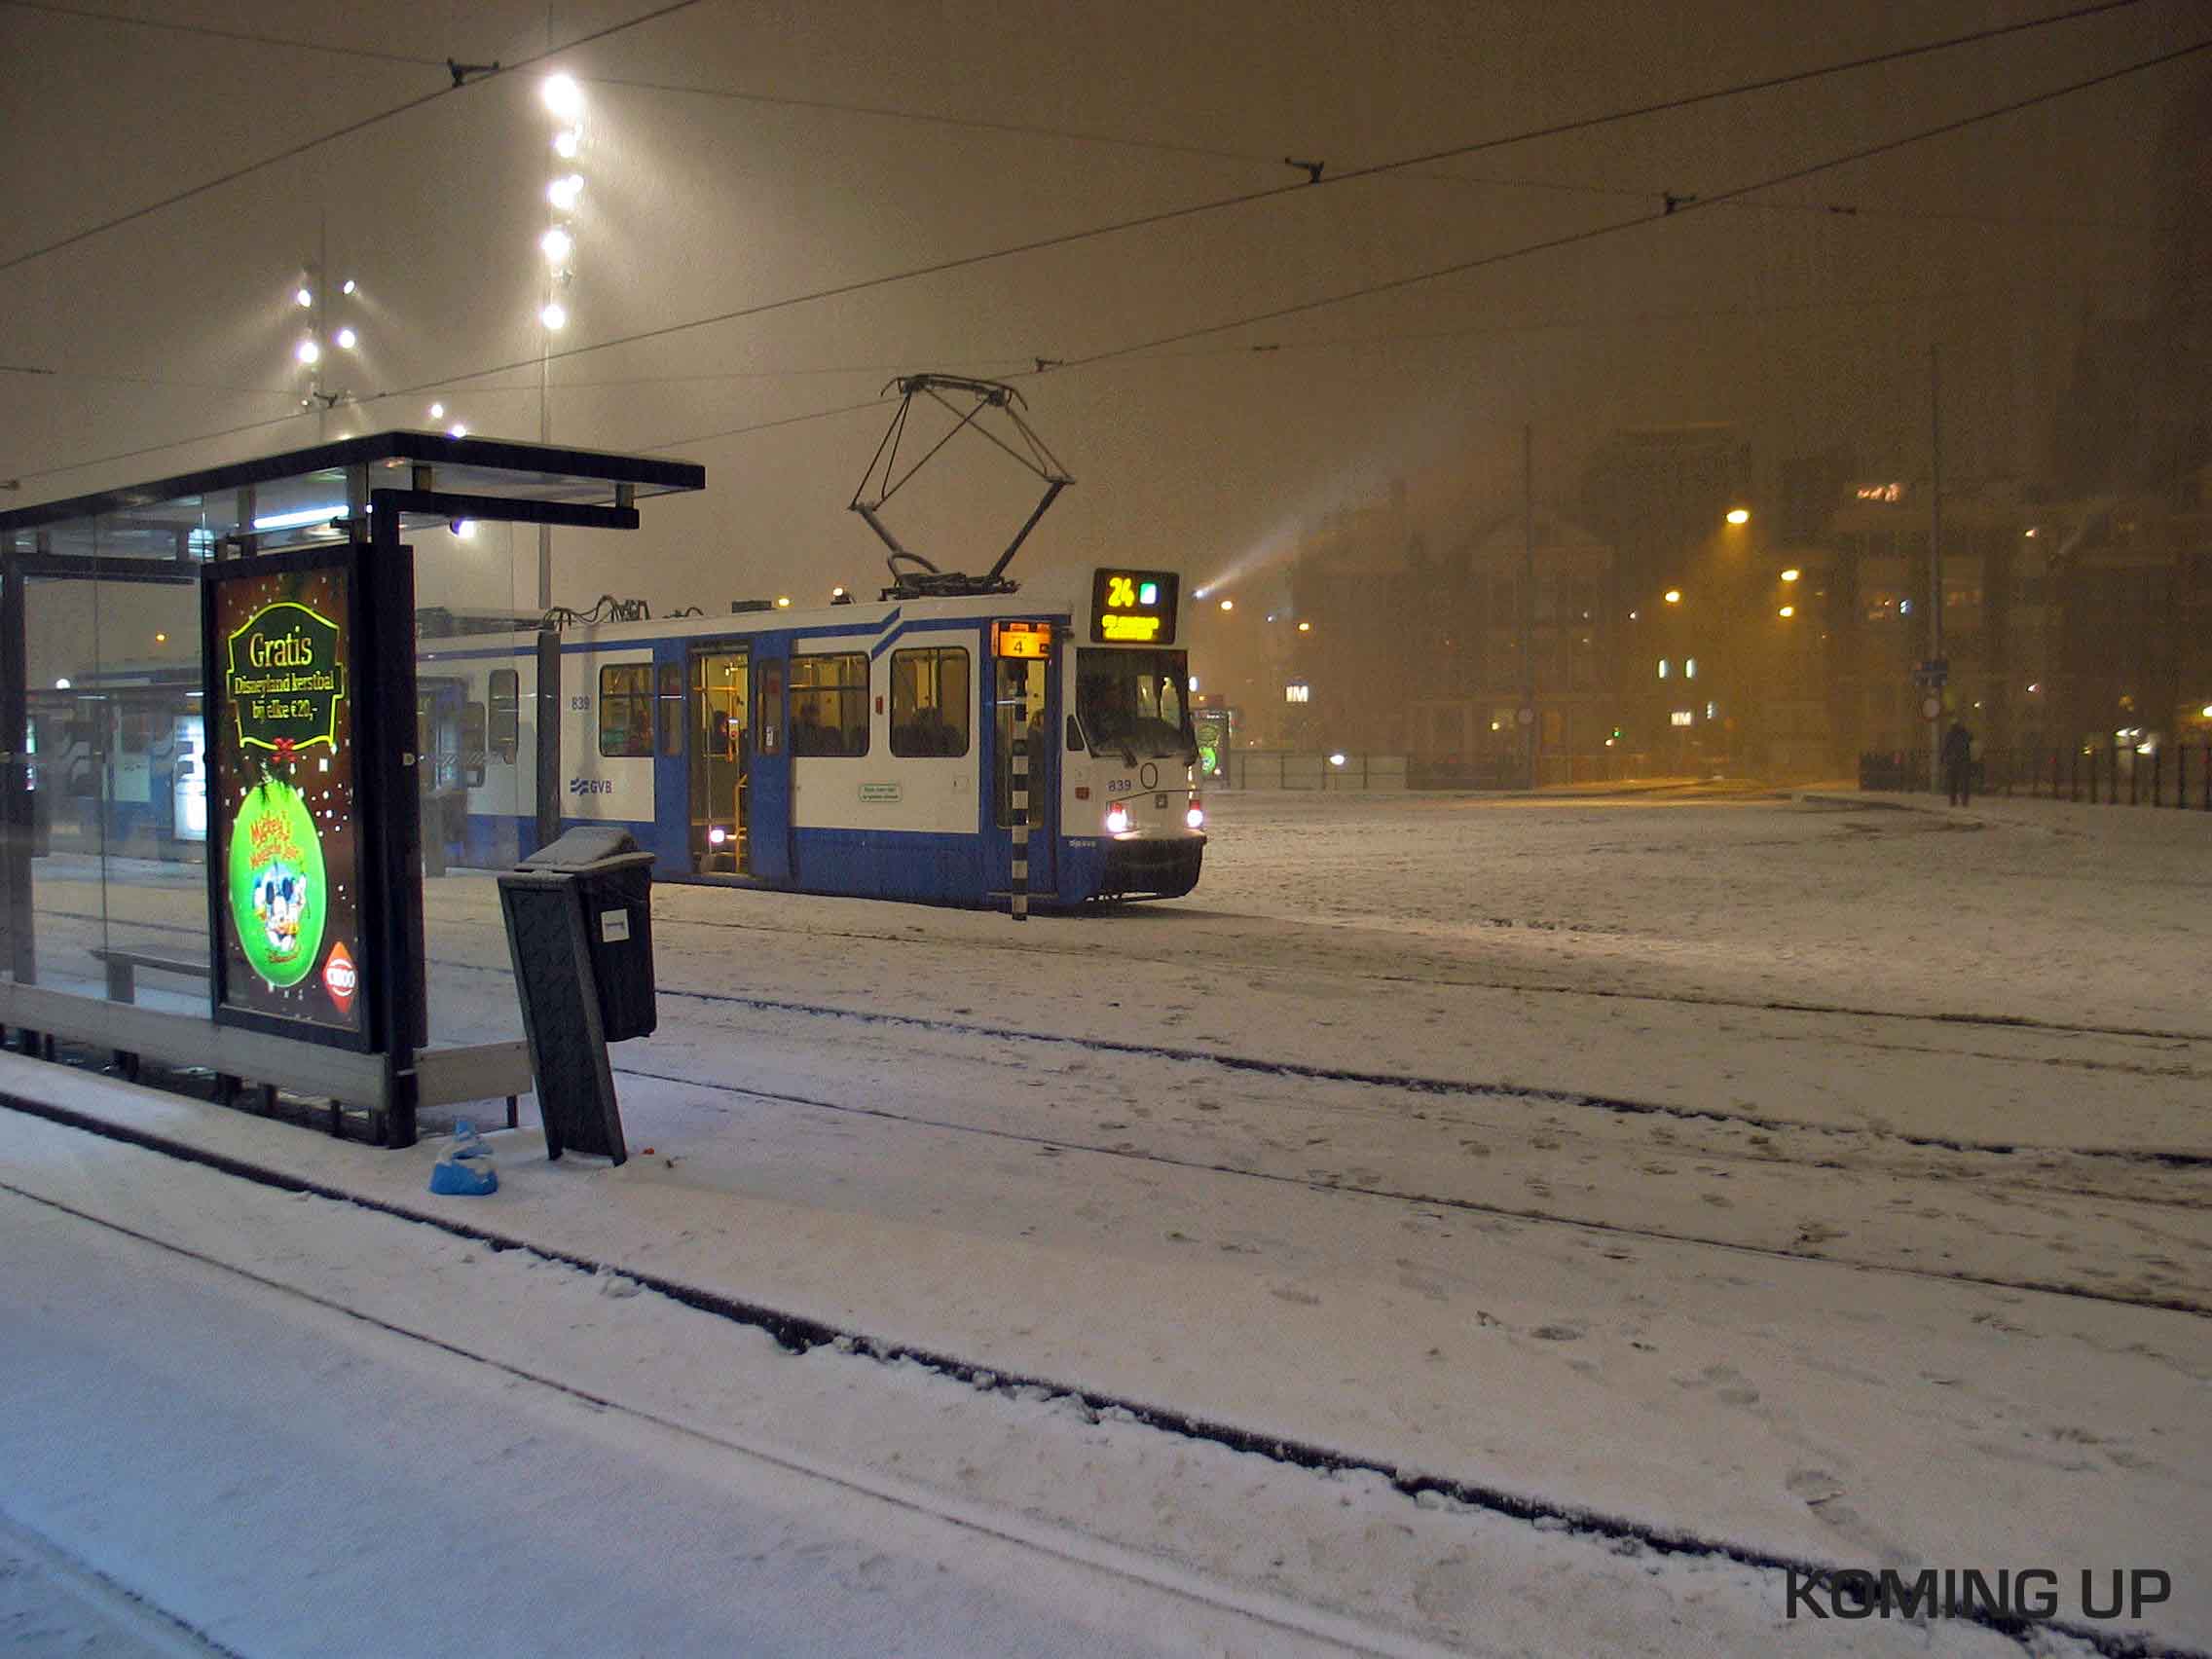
[
  {"xmin": 1222, "ymin": 752, "xmax": 1409, "ymax": 790},
  {"xmin": 1859, "ymin": 743, "xmax": 2212, "ymax": 809}
]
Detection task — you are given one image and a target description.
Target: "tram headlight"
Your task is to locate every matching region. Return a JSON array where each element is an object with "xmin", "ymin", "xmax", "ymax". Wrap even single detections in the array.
[
  {"xmin": 1105, "ymin": 803, "xmax": 1131, "ymax": 834},
  {"xmin": 1186, "ymin": 803, "xmax": 1205, "ymax": 830},
  {"xmin": 708, "ymin": 826, "xmax": 727, "ymax": 846}
]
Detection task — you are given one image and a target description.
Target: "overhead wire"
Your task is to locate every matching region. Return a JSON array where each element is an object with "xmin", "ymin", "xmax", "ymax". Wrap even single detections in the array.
[
  {"xmin": 1053, "ymin": 36, "xmax": 2212, "ymax": 372},
  {"xmin": 0, "ymin": 0, "xmax": 450, "ymax": 67},
  {"xmin": 5, "ymin": 0, "xmax": 2189, "ymax": 480},
  {"xmin": 0, "ymin": 0, "xmax": 706, "ymax": 276},
  {"xmin": 365, "ymin": 0, "xmax": 2171, "ymax": 401}
]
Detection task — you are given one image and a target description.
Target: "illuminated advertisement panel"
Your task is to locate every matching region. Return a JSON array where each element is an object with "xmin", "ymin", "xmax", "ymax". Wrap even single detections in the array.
[
  {"xmin": 205, "ymin": 553, "xmax": 367, "ymax": 1042},
  {"xmin": 1089, "ymin": 569, "xmax": 1180, "ymax": 645}
]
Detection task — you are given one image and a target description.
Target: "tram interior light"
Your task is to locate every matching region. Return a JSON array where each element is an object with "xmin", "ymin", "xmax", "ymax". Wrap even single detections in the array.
[{"xmin": 708, "ymin": 827, "xmax": 727, "ymax": 846}]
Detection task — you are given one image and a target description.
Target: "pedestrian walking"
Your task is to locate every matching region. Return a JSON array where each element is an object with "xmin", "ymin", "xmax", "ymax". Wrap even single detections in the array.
[{"xmin": 1942, "ymin": 719, "xmax": 1974, "ymax": 806}]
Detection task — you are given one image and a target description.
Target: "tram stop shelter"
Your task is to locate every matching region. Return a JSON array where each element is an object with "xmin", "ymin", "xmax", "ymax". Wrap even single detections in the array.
[{"xmin": 0, "ymin": 431, "xmax": 704, "ymax": 1147}]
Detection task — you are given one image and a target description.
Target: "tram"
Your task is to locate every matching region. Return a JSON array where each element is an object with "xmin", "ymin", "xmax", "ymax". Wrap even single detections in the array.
[{"xmin": 422, "ymin": 566, "xmax": 1206, "ymax": 905}]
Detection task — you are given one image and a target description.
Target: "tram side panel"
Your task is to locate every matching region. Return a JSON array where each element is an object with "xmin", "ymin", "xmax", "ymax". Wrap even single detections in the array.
[{"xmin": 786, "ymin": 627, "xmax": 986, "ymax": 903}]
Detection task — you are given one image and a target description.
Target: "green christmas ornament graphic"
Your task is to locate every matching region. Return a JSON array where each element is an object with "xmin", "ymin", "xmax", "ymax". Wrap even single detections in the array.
[{"xmin": 229, "ymin": 776, "xmax": 327, "ymax": 988}]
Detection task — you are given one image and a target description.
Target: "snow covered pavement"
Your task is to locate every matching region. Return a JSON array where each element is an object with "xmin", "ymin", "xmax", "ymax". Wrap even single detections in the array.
[{"xmin": 2, "ymin": 787, "xmax": 2205, "ymax": 1653}]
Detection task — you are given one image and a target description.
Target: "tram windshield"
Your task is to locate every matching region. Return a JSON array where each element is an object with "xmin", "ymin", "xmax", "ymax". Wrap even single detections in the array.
[{"xmin": 1076, "ymin": 647, "xmax": 1195, "ymax": 761}]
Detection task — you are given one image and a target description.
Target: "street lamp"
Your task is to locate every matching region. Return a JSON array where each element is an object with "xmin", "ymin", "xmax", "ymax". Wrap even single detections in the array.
[
  {"xmin": 1664, "ymin": 589, "xmax": 1682, "ymax": 605},
  {"xmin": 1780, "ymin": 568, "xmax": 1800, "ymax": 583},
  {"xmin": 1725, "ymin": 507, "xmax": 1751, "ymax": 526}
]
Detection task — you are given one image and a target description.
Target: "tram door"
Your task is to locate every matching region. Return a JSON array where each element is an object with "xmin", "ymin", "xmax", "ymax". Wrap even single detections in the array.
[{"xmin": 688, "ymin": 648, "xmax": 750, "ymax": 873}]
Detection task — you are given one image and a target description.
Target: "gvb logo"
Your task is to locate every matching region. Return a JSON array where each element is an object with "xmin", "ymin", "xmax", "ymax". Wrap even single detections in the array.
[{"xmin": 569, "ymin": 778, "xmax": 614, "ymax": 796}]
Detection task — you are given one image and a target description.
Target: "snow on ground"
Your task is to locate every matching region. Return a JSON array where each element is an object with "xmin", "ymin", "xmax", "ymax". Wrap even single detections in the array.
[{"xmin": 3, "ymin": 785, "xmax": 2206, "ymax": 1652}]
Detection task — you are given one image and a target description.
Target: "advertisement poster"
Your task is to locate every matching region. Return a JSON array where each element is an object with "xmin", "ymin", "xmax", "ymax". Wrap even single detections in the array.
[{"xmin": 208, "ymin": 559, "xmax": 365, "ymax": 1039}]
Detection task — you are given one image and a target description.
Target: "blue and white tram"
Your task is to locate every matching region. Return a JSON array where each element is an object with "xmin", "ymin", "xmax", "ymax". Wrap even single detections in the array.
[{"xmin": 427, "ymin": 567, "xmax": 1206, "ymax": 905}]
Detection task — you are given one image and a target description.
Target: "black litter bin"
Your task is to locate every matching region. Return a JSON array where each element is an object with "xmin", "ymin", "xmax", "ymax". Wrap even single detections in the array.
[{"xmin": 497, "ymin": 826, "xmax": 658, "ymax": 1162}]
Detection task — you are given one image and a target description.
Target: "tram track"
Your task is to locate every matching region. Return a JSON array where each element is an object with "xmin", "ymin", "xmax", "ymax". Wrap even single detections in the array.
[
  {"xmin": 32, "ymin": 884, "xmax": 2212, "ymax": 1051},
  {"xmin": 22, "ymin": 895, "xmax": 2208, "ymax": 1178},
  {"xmin": 635, "ymin": 977, "xmax": 2212, "ymax": 1174},
  {"xmin": 641, "ymin": 905, "xmax": 2212, "ymax": 1050},
  {"xmin": 612, "ymin": 1055, "xmax": 2211, "ymax": 1318},
  {"xmin": 5, "ymin": 1143, "xmax": 2195, "ymax": 1659}
]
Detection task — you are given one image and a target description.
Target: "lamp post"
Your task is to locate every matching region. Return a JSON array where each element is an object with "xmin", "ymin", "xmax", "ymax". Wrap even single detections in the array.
[{"xmin": 536, "ymin": 72, "xmax": 587, "ymax": 610}]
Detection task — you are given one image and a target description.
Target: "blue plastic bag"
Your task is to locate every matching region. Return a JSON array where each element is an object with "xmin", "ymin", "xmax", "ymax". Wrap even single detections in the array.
[{"xmin": 428, "ymin": 1118, "xmax": 498, "ymax": 1196}]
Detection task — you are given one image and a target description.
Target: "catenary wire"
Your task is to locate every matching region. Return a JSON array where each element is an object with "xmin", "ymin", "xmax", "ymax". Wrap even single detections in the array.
[
  {"xmin": 5, "ymin": 4, "xmax": 2186, "ymax": 478},
  {"xmin": 361, "ymin": 0, "xmax": 2169, "ymax": 400},
  {"xmin": 0, "ymin": 0, "xmax": 451, "ymax": 67},
  {"xmin": 1054, "ymin": 36, "xmax": 2212, "ymax": 371},
  {"xmin": 0, "ymin": 0, "xmax": 706, "ymax": 276}
]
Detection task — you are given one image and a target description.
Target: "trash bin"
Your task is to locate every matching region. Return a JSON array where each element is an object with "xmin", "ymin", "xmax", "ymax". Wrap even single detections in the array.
[
  {"xmin": 515, "ymin": 826, "xmax": 657, "ymax": 1041},
  {"xmin": 496, "ymin": 826, "xmax": 658, "ymax": 1162}
]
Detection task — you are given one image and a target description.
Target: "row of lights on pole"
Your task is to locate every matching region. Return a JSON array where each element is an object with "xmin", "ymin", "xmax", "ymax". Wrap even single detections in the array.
[
  {"xmin": 380, "ymin": 72, "xmax": 585, "ymax": 467},
  {"xmin": 291, "ymin": 273, "xmax": 360, "ymax": 411},
  {"xmin": 538, "ymin": 74, "xmax": 586, "ymax": 335}
]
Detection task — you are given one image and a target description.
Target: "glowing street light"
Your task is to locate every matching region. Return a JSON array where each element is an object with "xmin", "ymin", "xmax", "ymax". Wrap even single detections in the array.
[
  {"xmin": 1725, "ymin": 507, "xmax": 1751, "ymax": 526},
  {"xmin": 539, "ymin": 302, "xmax": 568, "ymax": 331},
  {"xmin": 541, "ymin": 74, "xmax": 584, "ymax": 121},
  {"xmin": 547, "ymin": 174, "xmax": 583, "ymax": 212},
  {"xmin": 428, "ymin": 402, "xmax": 445, "ymax": 421},
  {"xmin": 1296, "ymin": 620, "xmax": 1311, "ymax": 633},
  {"xmin": 295, "ymin": 286, "xmax": 313, "ymax": 309},
  {"xmin": 1663, "ymin": 589, "xmax": 1682, "ymax": 605},
  {"xmin": 1780, "ymin": 568, "xmax": 1801, "ymax": 582},
  {"xmin": 540, "ymin": 226, "xmax": 573, "ymax": 266},
  {"xmin": 1219, "ymin": 598, "xmax": 1235, "ymax": 611},
  {"xmin": 1778, "ymin": 605, "xmax": 1795, "ymax": 618},
  {"xmin": 334, "ymin": 326, "xmax": 357, "ymax": 350},
  {"xmin": 295, "ymin": 337, "xmax": 321, "ymax": 365}
]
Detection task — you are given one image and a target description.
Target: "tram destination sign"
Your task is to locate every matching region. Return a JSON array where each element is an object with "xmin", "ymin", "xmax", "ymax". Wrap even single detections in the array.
[
  {"xmin": 204, "ymin": 553, "xmax": 367, "ymax": 1042},
  {"xmin": 1091, "ymin": 569, "xmax": 1179, "ymax": 645}
]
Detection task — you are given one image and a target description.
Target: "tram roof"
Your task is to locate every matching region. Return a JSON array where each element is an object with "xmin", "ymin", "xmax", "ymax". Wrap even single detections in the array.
[{"xmin": 0, "ymin": 430, "xmax": 705, "ymax": 566}]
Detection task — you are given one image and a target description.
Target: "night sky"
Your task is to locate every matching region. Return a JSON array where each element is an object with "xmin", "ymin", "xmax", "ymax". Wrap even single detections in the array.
[{"xmin": 3, "ymin": 0, "xmax": 2205, "ymax": 623}]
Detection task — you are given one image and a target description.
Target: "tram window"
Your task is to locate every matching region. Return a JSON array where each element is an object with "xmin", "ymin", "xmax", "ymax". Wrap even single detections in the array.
[
  {"xmin": 889, "ymin": 646, "xmax": 970, "ymax": 757},
  {"xmin": 656, "ymin": 662, "xmax": 683, "ymax": 756},
  {"xmin": 489, "ymin": 670, "xmax": 519, "ymax": 763},
  {"xmin": 598, "ymin": 663, "xmax": 654, "ymax": 756},
  {"xmin": 790, "ymin": 651, "xmax": 868, "ymax": 756}
]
